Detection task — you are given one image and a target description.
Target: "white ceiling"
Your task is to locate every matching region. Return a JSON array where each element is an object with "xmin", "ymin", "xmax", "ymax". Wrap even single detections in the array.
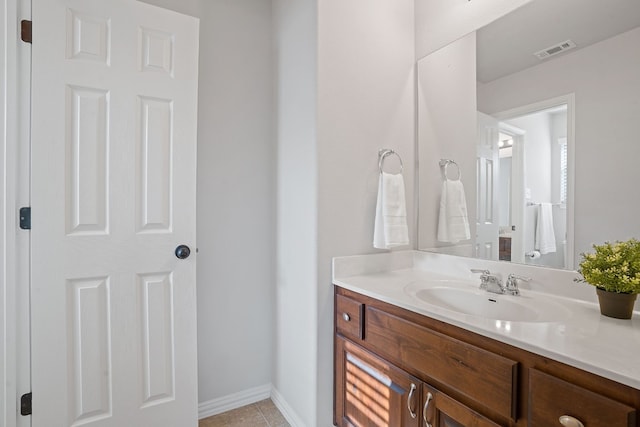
[{"xmin": 476, "ymin": 0, "xmax": 640, "ymax": 83}]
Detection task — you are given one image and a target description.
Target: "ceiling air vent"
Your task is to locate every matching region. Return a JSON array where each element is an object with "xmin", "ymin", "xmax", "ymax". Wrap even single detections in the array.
[{"xmin": 534, "ymin": 39, "xmax": 577, "ymax": 60}]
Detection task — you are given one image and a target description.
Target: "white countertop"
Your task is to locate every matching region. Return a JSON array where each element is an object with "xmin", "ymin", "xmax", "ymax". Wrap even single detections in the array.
[{"xmin": 333, "ymin": 251, "xmax": 640, "ymax": 390}]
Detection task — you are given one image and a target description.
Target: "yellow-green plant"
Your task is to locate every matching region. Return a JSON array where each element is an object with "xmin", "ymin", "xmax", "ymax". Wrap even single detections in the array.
[{"xmin": 576, "ymin": 238, "xmax": 640, "ymax": 293}]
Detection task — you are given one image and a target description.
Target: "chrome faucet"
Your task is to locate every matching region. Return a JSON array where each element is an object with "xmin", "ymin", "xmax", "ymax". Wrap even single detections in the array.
[
  {"xmin": 470, "ymin": 269, "xmax": 531, "ymax": 296},
  {"xmin": 470, "ymin": 269, "xmax": 504, "ymax": 294}
]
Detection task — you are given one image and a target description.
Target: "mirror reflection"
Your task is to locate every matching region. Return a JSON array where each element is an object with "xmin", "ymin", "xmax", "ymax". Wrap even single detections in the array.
[
  {"xmin": 477, "ymin": 103, "xmax": 569, "ymax": 269},
  {"xmin": 417, "ymin": 0, "xmax": 640, "ymax": 270}
]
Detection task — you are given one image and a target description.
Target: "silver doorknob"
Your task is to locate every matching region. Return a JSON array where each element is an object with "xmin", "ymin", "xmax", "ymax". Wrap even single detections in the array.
[{"xmin": 175, "ymin": 245, "xmax": 191, "ymax": 259}]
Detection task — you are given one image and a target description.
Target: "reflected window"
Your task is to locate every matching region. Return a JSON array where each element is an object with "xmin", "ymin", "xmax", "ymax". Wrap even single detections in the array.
[{"xmin": 559, "ymin": 137, "xmax": 567, "ymax": 204}]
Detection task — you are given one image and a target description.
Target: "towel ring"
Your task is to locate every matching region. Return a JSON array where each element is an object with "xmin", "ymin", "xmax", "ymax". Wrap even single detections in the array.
[
  {"xmin": 439, "ymin": 159, "xmax": 461, "ymax": 180},
  {"xmin": 378, "ymin": 149, "xmax": 403, "ymax": 174}
]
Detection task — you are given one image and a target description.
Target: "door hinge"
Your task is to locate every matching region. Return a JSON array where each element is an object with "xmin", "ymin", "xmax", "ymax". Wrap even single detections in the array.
[
  {"xmin": 21, "ymin": 20, "xmax": 32, "ymax": 44},
  {"xmin": 20, "ymin": 392, "xmax": 32, "ymax": 416},
  {"xmin": 19, "ymin": 207, "xmax": 31, "ymax": 230}
]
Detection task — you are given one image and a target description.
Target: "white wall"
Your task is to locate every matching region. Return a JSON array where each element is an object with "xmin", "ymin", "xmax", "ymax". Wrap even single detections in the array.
[
  {"xmin": 415, "ymin": 0, "xmax": 532, "ymax": 59},
  {"xmin": 506, "ymin": 113, "xmax": 552, "ymax": 205},
  {"xmin": 272, "ymin": 0, "xmax": 318, "ymax": 425},
  {"xmin": 478, "ymin": 27, "xmax": 640, "ymax": 266},
  {"xmin": 417, "ymin": 33, "xmax": 476, "ymax": 252},
  {"xmin": 195, "ymin": 0, "xmax": 275, "ymax": 403},
  {"xmin": 139, "ymin": 0, "xmax": 201, "ymax": 17},
  {"xmin": 317, "ymin": 1, "xmax": 415, "ymax": 425},
  {"xmin": 142, "ymin": 0, "xmax": 276, "ymax": 405},
  {"xmin": 272, "ymin": 2, "xmax": 416, "ymax": 425}
]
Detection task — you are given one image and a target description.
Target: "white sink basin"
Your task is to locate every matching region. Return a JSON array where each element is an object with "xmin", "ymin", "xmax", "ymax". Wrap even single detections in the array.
[{"xmin": 404, "ymin": 283, "xmax": 571, "ymax": 322}]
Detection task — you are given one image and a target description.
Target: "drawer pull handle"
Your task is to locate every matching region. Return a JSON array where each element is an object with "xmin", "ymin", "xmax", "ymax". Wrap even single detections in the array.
[
  {"xmin": 423, "ymin": 392, "xmax": 433, "ymax": 427},
  {"xmin": 559, "ymin": 415, "xmax": 584, "ymax": 427},
  {"xmin": 407, "ymin": 383, "xmax": 417, "ymax": 418},
  {"xmin": 342, "ymin": 313, "xmax": 350, "ymax": 322}
]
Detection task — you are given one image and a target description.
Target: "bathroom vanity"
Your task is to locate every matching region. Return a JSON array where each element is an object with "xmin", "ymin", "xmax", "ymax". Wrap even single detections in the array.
[{"xmin": 332, "ymin": 252, "xmax": 640, "ymax": 427}]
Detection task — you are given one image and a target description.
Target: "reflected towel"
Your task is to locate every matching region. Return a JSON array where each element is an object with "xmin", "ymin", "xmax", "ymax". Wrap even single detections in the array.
[
  {"xmin": 535, "ymin": 203, "xmax": 556, "ymax": 254},
  {"xmin": 373, "ymin": 172, "xmax": 409, "ymax": 249},
  {"xmin": 437, "ymin": 179, "xmax": 470, "ymax": 243}
]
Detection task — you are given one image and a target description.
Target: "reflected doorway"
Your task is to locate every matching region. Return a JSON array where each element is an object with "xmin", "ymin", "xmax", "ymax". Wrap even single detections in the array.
[{"xmin": 482, "ymin": 100, "xmax": 571, "ymax": 269}]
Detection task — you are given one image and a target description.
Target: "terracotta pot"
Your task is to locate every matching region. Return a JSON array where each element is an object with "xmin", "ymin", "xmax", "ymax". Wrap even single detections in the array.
[{"xmin": 595, "ymin": 288, "xmax": 637, "ymax": 319}]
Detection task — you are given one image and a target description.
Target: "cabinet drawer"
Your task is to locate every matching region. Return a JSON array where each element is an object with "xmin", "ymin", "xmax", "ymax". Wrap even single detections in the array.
[
  {"xmin": 365, "ymin": 306, "xmax": 517, "ymax": 420},
  {"xmin": 336, "ymin": 294, "xmax": 364, "ymax": 340},
  {"xmin": 529, "ymin": 369, "xmax": 637, "ymax": 427}
]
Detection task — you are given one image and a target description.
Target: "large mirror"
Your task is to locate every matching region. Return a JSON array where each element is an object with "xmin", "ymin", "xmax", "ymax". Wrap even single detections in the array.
[{"xmin": 417, "ymin": 0, "xmax": 640, "ymax": 270}]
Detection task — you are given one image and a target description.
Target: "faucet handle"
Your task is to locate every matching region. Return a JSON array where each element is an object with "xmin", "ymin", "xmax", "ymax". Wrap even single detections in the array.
[
  {"xmin": 470, "ymin": 268, "xmax": 490, "ymax": 276},
  {"xmin": 505, "ymin": 274, "xmax": 531, "ymax": 295},
  {"xmin": 507, "ymin": 273, "xmax": 531, "ymax": 282}
]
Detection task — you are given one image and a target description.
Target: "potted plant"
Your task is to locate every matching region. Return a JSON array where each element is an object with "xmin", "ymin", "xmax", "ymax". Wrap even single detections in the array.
[{"xmin": 576, "ymin": 238, "xmax": 640, "ymax": 319}]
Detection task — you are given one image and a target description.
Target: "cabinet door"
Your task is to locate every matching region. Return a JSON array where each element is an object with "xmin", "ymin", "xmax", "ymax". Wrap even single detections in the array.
[
  {"xmin": 335, "ymin": 337, "xmax": 421, "ymax": 427},
  {"xmin": 422, "ymin": 384, "xmax": 501, "ymax": 427}
]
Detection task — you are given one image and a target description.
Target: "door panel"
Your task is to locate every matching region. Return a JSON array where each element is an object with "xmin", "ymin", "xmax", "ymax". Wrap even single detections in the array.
[
  {"xmin": 31, "ymin": 1, "xmax": 199, "ymax": 426},
  {"xmin": 137, "ymin": 96, "xmax": 173, "ymax": 232},
  {"xmin": 66, "ymin": 85, "xmax": 110, "ymax": 234},
  {"xmin": 139, "ymin": 272, "xmax": 175, "ymax": 407},
  {"xmin": 68, "ymin": 277, "xmax": 112, "ymax": 423}
]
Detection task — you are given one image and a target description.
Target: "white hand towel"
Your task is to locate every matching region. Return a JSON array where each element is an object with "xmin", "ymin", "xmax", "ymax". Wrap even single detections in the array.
[
  {"xmin": 437, "ymin": 179, "xmax": 470, "ymax": 243},
  {"xmin": 373, "ymin": 172, "xmax": 409, "ymax": 249},
  {"xmin": 535, "ymin": 203, "xmax": 556, "ymax": 254}
]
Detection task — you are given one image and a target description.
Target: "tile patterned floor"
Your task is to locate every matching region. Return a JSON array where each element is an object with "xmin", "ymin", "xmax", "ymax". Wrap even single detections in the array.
[{"xmin": 199, "ymin": 399, "xmax": 290, "ymax": 427}]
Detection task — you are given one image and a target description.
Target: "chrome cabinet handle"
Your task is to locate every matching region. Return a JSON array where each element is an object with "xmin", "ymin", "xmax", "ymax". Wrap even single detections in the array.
[
  {"xmin": 423, "ymin": 392, "xmax": 433, "ymax": 427},
  {"xmin": 559, "ymin": 415, "xmax": 584, "ymax": 427},
  {"xmin": 342, "ymin": 313, "xmax": 350, "ymax": 321},
  {"xmin": 407, "ymin": 383, "xmax": 417, "ymax": 419}
]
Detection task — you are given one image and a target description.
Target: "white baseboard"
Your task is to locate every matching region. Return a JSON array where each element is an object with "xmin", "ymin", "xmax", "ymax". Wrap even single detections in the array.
[
  {"xmin": 198, "ymin": 384, "xmax": 307, "ymax": 427},
  {"xmin": 198, "ymin": 383, "xmax": 271, "ymax": 420},
  {"xmin": 270, "ymin": 386, "xmax": 306, "ymax": 427}
]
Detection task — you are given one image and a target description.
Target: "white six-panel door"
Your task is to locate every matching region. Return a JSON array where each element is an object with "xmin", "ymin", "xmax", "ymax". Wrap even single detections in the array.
[{"xmin": 31, "ymin": 1, "xmax": 199, "ymax": 425}]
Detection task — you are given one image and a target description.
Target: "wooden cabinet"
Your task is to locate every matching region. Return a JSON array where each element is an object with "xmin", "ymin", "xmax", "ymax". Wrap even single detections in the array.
[
  {"xmin": 334, "ymin": 286, "xmax": 640, "ymax": 427},
  {"xmin": 499, "ymin": 237, "xmax": 512, "ymax": 261}
]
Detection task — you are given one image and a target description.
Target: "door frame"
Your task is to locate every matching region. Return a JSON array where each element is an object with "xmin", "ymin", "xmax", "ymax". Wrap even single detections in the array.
[
  {"xmin": 492, "ymin": 93, "xmax": 575, "ymax": 269},
  {"xmin": 1, "ymin": 0, "xmax": 32, "ymax": 426},
  {"xmin": 495, "ymin": 123, "xmax": 525, "ymax": 265}
]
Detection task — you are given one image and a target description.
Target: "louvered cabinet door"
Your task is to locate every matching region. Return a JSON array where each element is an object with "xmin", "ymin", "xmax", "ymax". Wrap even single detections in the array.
[{"xmin": 335, "ymin": 337, "xmax": 422, "ymax": 427}]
